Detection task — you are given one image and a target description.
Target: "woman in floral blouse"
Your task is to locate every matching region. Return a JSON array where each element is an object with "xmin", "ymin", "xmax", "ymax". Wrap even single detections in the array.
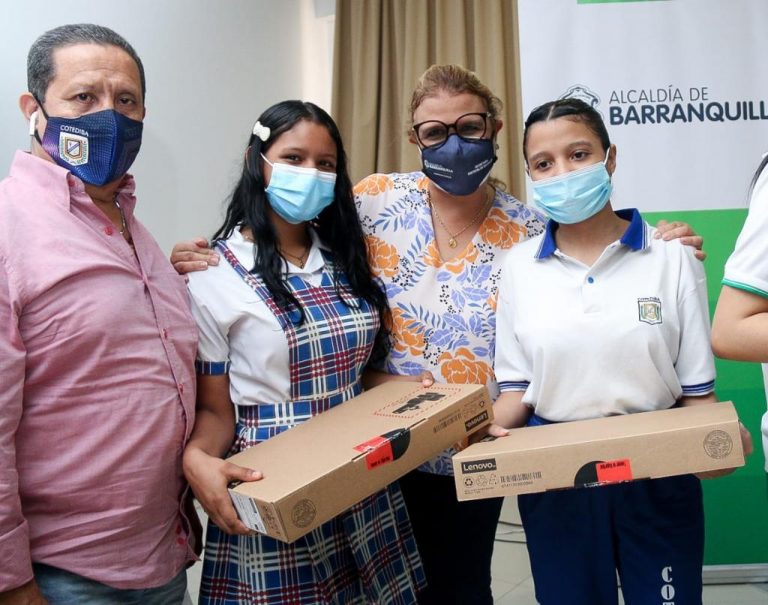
[{"xmin": 354, "ymin": 65, "xmax": 542, "ymax": 605}]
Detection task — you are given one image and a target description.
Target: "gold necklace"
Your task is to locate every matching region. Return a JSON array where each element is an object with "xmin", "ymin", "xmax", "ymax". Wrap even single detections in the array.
[
  {"xmin": 280, "ymin": 246, "xmax": 310, "ymax": 268},
  {"xmin": 429, "ymin": 187, "xmax": 494, "ymax": 248},
  {"xmin": 241, "ymin": 230, "xmax": 310, "ymax": 268}
]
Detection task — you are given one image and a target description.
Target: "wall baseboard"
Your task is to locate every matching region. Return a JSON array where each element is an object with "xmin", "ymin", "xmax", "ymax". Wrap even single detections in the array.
[{"xmin": 703, "ymin": 564, "xmax": 768, "ymax": 585}]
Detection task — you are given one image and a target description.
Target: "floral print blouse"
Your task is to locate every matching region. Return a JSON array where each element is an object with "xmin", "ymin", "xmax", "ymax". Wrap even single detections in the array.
[{"xmin": 354, "ymin": 171, "xmax": 545, "ymax": 475}]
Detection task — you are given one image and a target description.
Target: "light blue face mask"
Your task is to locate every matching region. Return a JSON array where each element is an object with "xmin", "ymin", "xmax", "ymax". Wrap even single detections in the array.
[
  {"xmin": 531, "ymin": 153, "xmax": 612, "ymax": 224},
  {"xmin": 261, "ymin": 155, "xmax": 337, "ymax": 224}
]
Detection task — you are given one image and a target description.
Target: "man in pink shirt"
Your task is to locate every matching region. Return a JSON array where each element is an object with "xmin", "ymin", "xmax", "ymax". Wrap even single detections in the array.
[{"xmin": 0, "ymin": 24, "xmax": 198, "ymax": 605}]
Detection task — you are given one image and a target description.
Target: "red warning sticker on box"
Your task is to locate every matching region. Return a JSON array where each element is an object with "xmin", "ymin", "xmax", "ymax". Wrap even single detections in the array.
[
  {"xmin": 354, "ymin": 436, "xmax": 394, "ymax": 470},
  {"xmin": 596, "ymin": 459, "xmax": 633, "ymax": 484}
]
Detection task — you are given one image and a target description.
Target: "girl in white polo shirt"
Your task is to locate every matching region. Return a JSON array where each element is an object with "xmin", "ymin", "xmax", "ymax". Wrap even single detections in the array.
[{"xmin": 491, "ymin": 98, "xmax": 743, "ymax": 605}]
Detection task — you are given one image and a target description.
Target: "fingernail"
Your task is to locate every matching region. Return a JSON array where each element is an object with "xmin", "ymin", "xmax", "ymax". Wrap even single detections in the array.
[{"xmin": 211, "ymin": 255, "xmax": 220, "ymax": 265}]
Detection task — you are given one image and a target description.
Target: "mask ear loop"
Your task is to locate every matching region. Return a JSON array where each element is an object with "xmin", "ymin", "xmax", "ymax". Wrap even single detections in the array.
[
  {"xmin": 603, "ymin": 145, "xmax": 614, "ymax": 166},
  {"xmin": 29, "ymin": 96, "xmax": 49, "ymax": 146},
  {"xmin": 603, "ymin": 145, "xmax": 615, "ymax": 180},
  {"xmin": 28, "ymin": 111, "xmax": 38, "ymax": 137}
]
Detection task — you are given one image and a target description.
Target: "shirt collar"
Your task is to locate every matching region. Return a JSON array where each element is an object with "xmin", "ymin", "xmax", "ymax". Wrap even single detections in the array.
[
  {"xmin": 9, "ymin": 150, "xmax": 137, "ymax": 214},
  {"xmin": 617, "ymin": 208, "xmax": 646, "ymax": 251},
  {"xmin": 232, "ymin": 227, "xmax": 328, "ymax": 275},
  {"xmin": 535, "ymin": 208, "xmax": 647, "ymax": 259}
]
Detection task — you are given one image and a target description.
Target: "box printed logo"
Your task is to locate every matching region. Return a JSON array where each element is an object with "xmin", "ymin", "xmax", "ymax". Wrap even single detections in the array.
[
  {"xmin": 703, "ymin": 430, "xmax": 733, "ymax": 459},
  {"xmin": 464, "ymin": 410, "xmax": 489, "ymax": 432},
  {"xmin": 291, "ymin": 499, "xmax": 317, "ymax": 528},
  {"xmin": 376, "ymin": 389, "xmax": 453, "ymax": 418},
  {"xmin": 461, "ymin": 458, "xmax": 498, "ymax": 474}
]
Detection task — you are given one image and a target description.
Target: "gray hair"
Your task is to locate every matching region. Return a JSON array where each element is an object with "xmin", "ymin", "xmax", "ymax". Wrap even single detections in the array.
[{"xmin": 27, "ymin": 23, "xmax": 146, "ymax": 104}]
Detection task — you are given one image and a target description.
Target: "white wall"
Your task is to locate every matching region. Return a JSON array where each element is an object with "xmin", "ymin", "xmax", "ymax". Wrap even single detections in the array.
[{"xmin": 0, "ymin": 0, "xmax": 335, "ymax": 252}]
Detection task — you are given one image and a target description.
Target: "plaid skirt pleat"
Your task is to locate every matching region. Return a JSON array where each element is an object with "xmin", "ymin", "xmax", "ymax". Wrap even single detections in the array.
[
  {"xmin": 200, "ymin": 484, "xmax": 424, "ymax": 605},
  {"xmin": 200, "ymin": 404, "xmax": 425, "ymax": 605}
]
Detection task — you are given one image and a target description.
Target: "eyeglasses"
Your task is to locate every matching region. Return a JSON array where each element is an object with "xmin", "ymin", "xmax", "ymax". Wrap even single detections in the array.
[{"xmin": 412, "ymin": 112, "xmax": 492, "ymax": 149}]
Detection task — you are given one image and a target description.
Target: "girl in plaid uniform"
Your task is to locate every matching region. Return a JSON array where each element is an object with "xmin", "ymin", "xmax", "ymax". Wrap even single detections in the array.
[{"xmin": 183, "ymin": 101, "xmax": 424, "ymax": 605}]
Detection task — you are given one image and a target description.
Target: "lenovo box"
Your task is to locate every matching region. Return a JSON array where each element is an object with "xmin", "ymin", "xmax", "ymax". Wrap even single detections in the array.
[
  {"xmin": 228, "ymin": 382, "xmax": 491, "ymax": 542},
  {"xmin": 453, "ymin": 402, "xmax": 744, "ymax": 501}
]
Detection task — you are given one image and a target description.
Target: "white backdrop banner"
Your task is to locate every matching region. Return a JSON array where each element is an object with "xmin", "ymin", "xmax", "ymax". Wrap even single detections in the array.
[{"xmin": 517, "ymin": 0, "xmax": 768, "ymax": 211}]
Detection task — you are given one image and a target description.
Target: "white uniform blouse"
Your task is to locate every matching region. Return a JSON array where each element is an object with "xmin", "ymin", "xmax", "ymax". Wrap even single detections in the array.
[
  {"xmin": 495, "ymin": 209, "xmax": 715, "ymax": 422},
  {"xmin": 187, "ymin": 228, "xmax": 326, "ymax": 405}
]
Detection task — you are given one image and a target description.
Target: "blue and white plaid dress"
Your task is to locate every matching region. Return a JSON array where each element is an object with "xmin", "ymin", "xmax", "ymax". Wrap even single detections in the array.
[{"xmin": 195, "ymin": 240, "xmax": 425, "ymax": 605}]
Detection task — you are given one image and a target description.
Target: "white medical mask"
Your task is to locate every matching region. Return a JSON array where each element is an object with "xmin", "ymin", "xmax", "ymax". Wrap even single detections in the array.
[
  {"xmin": 261, "ymin": 154, "xmax": 336, "ymax": 224},
  {"xmin": 531, "ymin": 152, "xmax": 612, "ymax": 224}
]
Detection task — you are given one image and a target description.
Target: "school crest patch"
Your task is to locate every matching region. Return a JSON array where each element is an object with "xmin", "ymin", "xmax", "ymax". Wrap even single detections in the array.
[
  {"xmin": 59, "ymin": 132, "xmax": 88, "ymax": 166},
  {"xmin": 638, "ymin": 297, "xmax": 662, "ymax": 325}
]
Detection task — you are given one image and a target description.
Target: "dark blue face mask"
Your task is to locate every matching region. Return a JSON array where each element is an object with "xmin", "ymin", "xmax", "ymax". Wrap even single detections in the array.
[
  {"xmin": 420, "ymin": 134, "xmax": 496, "ymax": 196},
  {"xmin": 33, "ymin": 100, "xmax": 143, "ymax": 186}
]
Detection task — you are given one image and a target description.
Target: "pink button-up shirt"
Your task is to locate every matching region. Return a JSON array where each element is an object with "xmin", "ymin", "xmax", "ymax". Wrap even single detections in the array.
[{"xmin": 0, "ymin": 151, "xmax": 198, "ymax": 591}]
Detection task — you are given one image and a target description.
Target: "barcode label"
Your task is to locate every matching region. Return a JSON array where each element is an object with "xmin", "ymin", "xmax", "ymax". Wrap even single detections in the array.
[
  {"xmin": 229, "ymin": 491, "xmax": 266, "ymax": 534},
  {"xmin": 596, "ymin": 459, "xmax": 633, "ymax": 483},
  {"xmin": 433, "ymin": 411, "xmax": 463, "ymax": 433},
  {"xmin": 500, "ymin": 471, "xmax": 542, "ymax": 484}
]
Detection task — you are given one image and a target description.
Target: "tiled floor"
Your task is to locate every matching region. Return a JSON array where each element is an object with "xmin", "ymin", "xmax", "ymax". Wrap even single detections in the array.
[{"xmin": 186, "ymin": 499, "xmax": 768, "ymax": 604}]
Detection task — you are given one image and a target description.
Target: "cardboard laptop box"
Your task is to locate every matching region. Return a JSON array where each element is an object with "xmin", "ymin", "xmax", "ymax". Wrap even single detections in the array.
[
  {"xmin": 453, "ymin": 402, "xmax": 744, "ymax": 501},
  {"xmin": 228, "ymin": 381, "xmax": 491, "ymax": 542}
]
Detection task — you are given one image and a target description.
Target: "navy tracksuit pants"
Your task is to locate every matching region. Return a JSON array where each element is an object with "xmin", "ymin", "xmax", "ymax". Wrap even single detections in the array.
[{"xmin": 519, "ymin": 415, "xmax": 704, "ymax": 605}]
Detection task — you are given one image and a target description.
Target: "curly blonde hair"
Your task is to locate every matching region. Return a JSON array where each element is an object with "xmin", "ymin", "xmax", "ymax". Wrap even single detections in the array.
[
  {"xmin": 409, "ymin": 64, "xmax": 502, "ymax": 126},
  {"xmin": 409, "ymin": 64, "xmax": 506, "ymax": 190}
]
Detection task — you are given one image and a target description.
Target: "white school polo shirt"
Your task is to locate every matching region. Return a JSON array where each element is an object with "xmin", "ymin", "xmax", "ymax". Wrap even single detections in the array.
[
  {"xmin": 495, "ymin": 209, "xmax": 715, "ymax": 422},
  {"xmin": 722, "ymin": 164, "xmax": 768, "ymax": 470},
  {"xmin": 187, "ymin": 228, "xmax": 327, "ymax": 406}
]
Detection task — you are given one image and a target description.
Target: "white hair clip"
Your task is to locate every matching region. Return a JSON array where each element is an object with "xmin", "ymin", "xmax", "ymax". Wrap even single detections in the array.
[{"xmin": 252, "ymin": 121, "xmax": 270, "ymax": 142}]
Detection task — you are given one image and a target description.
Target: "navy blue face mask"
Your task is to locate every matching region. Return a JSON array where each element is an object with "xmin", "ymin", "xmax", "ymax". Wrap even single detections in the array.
[
  {"xmin": 420, "ymin": 134, "xmax": 497, "ymax": 196},
  {"xmin": 32, "ymin": 100, "xmax": 143, "ymax": 186}
]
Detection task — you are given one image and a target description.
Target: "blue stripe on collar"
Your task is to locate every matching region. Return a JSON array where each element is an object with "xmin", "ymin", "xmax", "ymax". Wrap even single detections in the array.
[
  {"xmin": 535, "ymin": 208, "xmax": 646, "ymax": 259},
  {"xmin": 617, "ymin": 208, "xmax": 647, "ymax": 251},
  {"xmin": 535, "ymin": 220, "xmax": 559, "ymax": 259}
]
